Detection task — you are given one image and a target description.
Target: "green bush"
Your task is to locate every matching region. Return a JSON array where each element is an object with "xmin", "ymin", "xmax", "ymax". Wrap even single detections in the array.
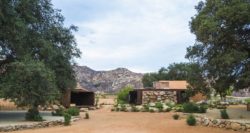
[
  {"xmin": 64, "ymin": 113, "xmax": 71, "ymax": 126},
  {"xmin": 245, "ymin": 98, "xmax": 250, "ymax": 104},
  {"xmin": 85, "ymin": 112, "xmax": 89, "ymax": 119},
  {"xmin": 131, "ymin": 105, "xmax": 139, "ymax": 112},
  {"xmin": 143, "ymin": 104, "xmax": 150, "ymax": 112},
  {"xmin": 186, "ymin": 115, "xmax": 196, "ymax": 126},
  {"xmin": 174, "ymin": 104, "xmax": 183, "ymax": 112},
  {"xmin": 183, "ymin": 103, "xmax": 199, "ymax": 113},
  {"xmin": 220, "ymin": 109, "xmax": 229, "ymax": 119},
  {"xmin": 117, "ymin": 86, "xmax": 133, "ymax": 104},
  {"xmin": 173, "ymin": 114, "xmax": 180, "ymax": 120},
  {"xmin": 149, "ymin": 109, "xmax": 155, "ymax": 113},
  {"xmin": 120, "ymin": 104, "xmax": 127, "ymax": 112},
  {"xmin": 52, "ymin": 107, "xmax": 65, "ymax": 116},
  {"xmin": 155, "ymin": 102, "xmax": 163, "ymax": 110},
  {"xmin": 65, "ymin": 107, "xmax": 80, "ymax": 116},
  {"xmin": 25, "ymin": 108, "xmax": 43, "ymax": 121},
  {"xmin": 198, "ymin": 104, "xmax": 208, "ymax": 113}
]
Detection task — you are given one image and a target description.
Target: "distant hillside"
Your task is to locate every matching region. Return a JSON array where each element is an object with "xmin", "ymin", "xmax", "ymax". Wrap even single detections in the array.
[{"xmin": 74, "ymin": 66, "xmax": 143, "ymax": 93}]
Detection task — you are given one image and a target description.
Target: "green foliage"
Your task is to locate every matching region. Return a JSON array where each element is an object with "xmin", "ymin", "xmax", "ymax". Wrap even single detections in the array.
[
  {"xmin": 143, "ymin": 104, "xmax": 150, "ymax": 112},
  {"xmin": 120, "ymin": 104, "xmax": 127, "ymax": 112},
  {"xmin": 142, "ymin": 63, "xmax": 209, "ymax": 96},
  {"xmin": 131, "ymin": 105, "xmax": 139, "ymax": 112},
  {"xmin": 0, "ymin": 0, "xmax": 81, "ymax": 120},
  {"xmin": 183, "ymin": 103, "xmax": 199, "ymax": 113},
  {"xmin": 85, "ymin": 112, "xmax": 89, "ymax": 119},
  {"xmin": 186, "ymin": 115, "xmax": 196, "ymax": 126},
  {"xmin": 174, "ymin": 104, "xmax": 183, "ymax": 112},
  {"xmin": 117, "ymin": 86, "xmax": 133, "ymax": 104},
  {"xmin": 245, "ymin": 98, "xmax": 250, "ymax": 104},
  {"xmin": 173, "ymin": 114, "xmax": 180, "ymax": 120},
  {"xmin": 155, "ymin": 102, "xmax": 163, "ymax": 110},
  {"xmin": 64, "ymin": 113, "xmax": 71, "ymax": 126},
  {"xmin": 183, "ymin": 103, "xmax": 207, "ymax": 113},
  {"xmin": 25, "ymin": 108, "xmax": 43, "ymax": 121},
  {"xmin": 187, "ymin": 0, "xmax": 250, "ymax": 96},
  {"xmin": 65, "ymin": 107, "xmax": 80, "ymax": 116},
  {"xmin": 220, "ymin": 109, "xmax": 229, "ymax": 119},
  {"xmin": 0, "ymin": 59, "xmax": 58, "ymax": 107},
  {"xmin": 149, "ymin": 109, "xmax": 155, "ymax": 113},
  {"xmin": 52, "ymin": 107, "xmax": 65, "ymax": 116}
]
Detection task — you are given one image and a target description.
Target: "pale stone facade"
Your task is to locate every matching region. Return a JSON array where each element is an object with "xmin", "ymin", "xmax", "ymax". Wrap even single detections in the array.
[{"xmin": 142, "ymin": 90, "xmax": 177, "ymax": 104}]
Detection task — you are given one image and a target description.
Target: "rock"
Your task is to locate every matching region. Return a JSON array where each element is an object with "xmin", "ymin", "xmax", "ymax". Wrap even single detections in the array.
[
  {"xmin": 74, "ymin": 66, "xmax": 143, "ymax": 93},
  {"xmin": 52, "ymin": 105, "xmax": 59, "ymax": 110},
  {"xmin": 80, "ymin": 108, "xmax": 88, "ymax": 112},
  {"xmin": 231, "ymin": 123, "xmax": 242, "ymax": 131}
]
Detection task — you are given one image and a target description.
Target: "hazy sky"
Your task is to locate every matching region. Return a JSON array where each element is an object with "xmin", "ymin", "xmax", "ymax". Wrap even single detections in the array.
[{"xmin": 52, "ymin": 0, "xmax": 200, "ymax": 73}]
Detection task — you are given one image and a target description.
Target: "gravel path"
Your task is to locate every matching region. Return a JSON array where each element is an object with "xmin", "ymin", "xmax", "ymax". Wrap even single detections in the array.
[{"xmin": 9, "ymin": 105, "xmax": 243, "ymax": 133}]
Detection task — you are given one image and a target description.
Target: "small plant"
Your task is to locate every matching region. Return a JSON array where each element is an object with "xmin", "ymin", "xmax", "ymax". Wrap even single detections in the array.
[
  {"xmin": 174, "ymin": 104, "xmax": 183, "ymax": 112},
  {"xmin": 164, "ymin": 108, "xmax": 172, "ymax": 112},
  {"xmin": 111, "ymin": 108, "xmax": 115, "ymax": 111},
  {"xmin": 25, "ymin": 108, "xmax": 43, "ymax": 121},
  {"xmin": 52, "ymin": 107, "xmax": 65, "ymax": 116},
  {"xmin": 155, "ymin": 102, "xmax": 163, "ymax": 110},
  {"xmin": 198, "ymin": 104, "xmax": 208, "ymax": 113},
  {"xmin": 183, "ymin": 103, "xmax": 199, "ymax": 113},
  {"xmin": 131, "ymin": 105, "xmax": 139, "ymax": 112},
  {"xmin": 143, "ymin": 104, "xmax": 150, "ymax": 112},
  {"xmin": 85, "ymin": 112, "xmax": 89, "ymax": 119},
  {"xmin": 186, "ymin": 114, "xmax": 196, "ymax": 126},
  {"xmin": 65, "ymin": 107, "xmax": 80, "ymax": 116},
  {"xmin": 149, "ymin": 109, "xmax": 155, "ymax": 113},
  {"xmin": 120, "ymin": 104, "xmax": 127, "ymax": 112},
  {"xmin": 220, "ymin": 109, "xmax": 229, "ymax": 119},
  {"xmin": 172, "ymin": 114, "xmax": 179, "ymax": 120},
  {"xmin": 64, "ymin": 113, "xmax": 71, "ymax": 126}
]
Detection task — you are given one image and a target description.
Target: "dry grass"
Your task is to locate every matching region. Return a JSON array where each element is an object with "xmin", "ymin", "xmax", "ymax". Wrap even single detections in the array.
[{"xmin": 0, "ymin": 98, "xmax": 17, "ymax": 110}]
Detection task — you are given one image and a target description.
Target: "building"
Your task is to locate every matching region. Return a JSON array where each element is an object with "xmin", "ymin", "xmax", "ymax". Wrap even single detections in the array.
[
  {"xmin": 62, "ymin": 83, "xmax": 95, "ymax": 108},
  {"xmin": 129, "ymin": 80, "xmax": 205, "ymax": 105}
]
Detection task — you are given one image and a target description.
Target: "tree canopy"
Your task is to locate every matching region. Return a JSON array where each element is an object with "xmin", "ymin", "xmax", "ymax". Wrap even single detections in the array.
[
  {"xmin": 142, "ymin": 63, "xmax": 209, "ymax": 96},
  {"xmin": 0, "ymin": 0, "xmax": 80, "ymax": 120},
  {"xmin": 186, "ymin": 0, "xmax": 250, "ymax": 97}
]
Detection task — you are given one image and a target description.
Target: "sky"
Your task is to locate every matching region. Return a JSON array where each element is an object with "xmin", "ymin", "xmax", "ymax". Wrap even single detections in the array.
[{"xmin": 52, "ymin": 0, "xmax": 200, "ymax": 73}]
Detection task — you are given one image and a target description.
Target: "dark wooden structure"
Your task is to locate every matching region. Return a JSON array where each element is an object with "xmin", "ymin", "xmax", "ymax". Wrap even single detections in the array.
[{"xmin": 62, "ymin": 83, "xmax": 95, "ymax": 108}]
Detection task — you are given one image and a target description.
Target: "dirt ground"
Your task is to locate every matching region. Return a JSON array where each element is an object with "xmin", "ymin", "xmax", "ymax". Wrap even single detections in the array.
[{"xmin": 11, "ymin": 105, "xmax": 242, "ymax": 133}]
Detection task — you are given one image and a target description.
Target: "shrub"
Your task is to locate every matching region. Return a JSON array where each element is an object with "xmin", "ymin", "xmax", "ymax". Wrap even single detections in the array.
[
  {"xmin": 111, "ymin": 108, "xmax": 115, "ymax": 111},
  {"xmin": 220, "ymin": 109, "xmax": 229, "ymax": 119},
  {"xmin": 64, "ymin": 113, "xmax": 71, "ymax": 126},
  {"xmin": 149, "ymin": 109, "xmax": 155, "ymax": 113},
  {"xmin": 245, "ymin": 98, "xmax": 250, "ymax": 104},
  {"xmin": 85, "ymin": 112, "xmax": 89, "ymax": 119},
  {"xmin": 173, "ymin": 114, "xmax": 179, "ymax": 120},
  {"xmin": 164, "ymin": 108, "xmax": 172, "ymax": 112},
  {"xmin": 131, "ymin": 105, "xmax": 139, "ymax": 112},
  {"xmin": 52, "ymin": 107, "xmax": 65, "ymax": 116},
  {"xmin": 198, "ymin": 104, "xmax": 208, "ymax": 113},
  {"xmin": 120, "ymin": 104, "xmax": 127, "ymax": 112},
  {"xmin": 186, "ymin": 115, "xmax": 196, "ymax": 126},
  {"xmin": 66, "ymin": 107, "xmax": 80, "ymax": 116},
  {"xmin": 155, "ymin": 102, "xmax": 163, "ymax": 110},
  {"xmin": 174, "ymin": 104, "xmax": 183, "ymax": 112},
  {"xmin": 117, "ymin": 86, "xmax": 133, "ymax": 104},
  {"xmin": 143, "ymin": 104, "xmax": 150, "ymax": 112},
  {"xmin": 25, "ymin": 108, "xmax": 43, "ymax": 121},
  {"xmin": 183, "ymin": 103, "xmax": 199, "ymax": 113}
]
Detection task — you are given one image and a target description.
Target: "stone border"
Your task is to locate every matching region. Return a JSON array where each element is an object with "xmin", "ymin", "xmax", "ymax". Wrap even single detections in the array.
[
  {"xmin": 195, "ymin": 115, "xmax": 250, "ymax": 132},
  {"xmin": 0, "ymin": 117, "xmax": 82, "ymax": 132}
]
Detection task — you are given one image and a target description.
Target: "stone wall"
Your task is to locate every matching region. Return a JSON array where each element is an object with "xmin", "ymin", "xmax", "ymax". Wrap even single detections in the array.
[
  {"xmin": 0, "ymin": 117, "xmax": 81, "ymax": 132},
  {"xmin": 195, "ymin": 115, "xmax": 250, "ymax": 132},
  {"xmin": 142, "ymin": 90, "xmax": 176, "ymax": 104}
]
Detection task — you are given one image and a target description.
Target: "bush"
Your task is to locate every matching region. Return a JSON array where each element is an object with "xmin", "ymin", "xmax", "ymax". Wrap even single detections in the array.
[
  {"xmin": 220, "ymin": 109, "xmax": 229, "ymax": 119},
  {"xmin": 155, "ymin": 102, "xmax": 163, "ymax": 110},
  {"xmin": 186, "ymin": 115, "xmax": 196, "ymax": 126},
  {"xmin": 120, "ymin": 104, "xmax": 127, "ymax": 112},
  {"xmin": 117, "ymin": 86, "xmax": 133, "ymax": 104},
  {"xmin": 52, "ymin": 107, "xmax": 65, "ymax": 116},
  {"xmin": 65, "ymin": 107, "xmax": 80, "ymax": 116},
  {"xmin": 198, "ymin": 104, "xmax": 208, "ymax": 113},
  {"xmin": 64, "ymin": 113, "xmax": 71, "ymax": 126},
  {"xmin": 173, "ymin": 114, "xmax": 179, "ymax": 120},
  {"xmin": 131, "ymin": 105, "xmax": 139, "ymax": 112},
  {"xmin": 85, "ymin": 112, "xmax": 89, "ymax": 119},
  {"xmin": 183, "ymin": 103, "xmax": 199, "ymax": 113},
  {"xmin": 174, "ymin": 104, "xmax": 183, "ymax": 112},
  {"xmin": 25, "ymin": 108, "xmax": 43, "ymax": 121},
  {"xmin": 149, "ymin": 109, "xmax": 155, "ymax": 113},
  {"xmin": 143, "ymin": 104, "xmax": 150, "ymax": 112}
]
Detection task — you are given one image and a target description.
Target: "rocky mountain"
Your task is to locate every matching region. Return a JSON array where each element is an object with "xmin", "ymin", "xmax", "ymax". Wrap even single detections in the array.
[{"xmin": 74, "ymin": 66, "xmax": 143, "ymax": 93}]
